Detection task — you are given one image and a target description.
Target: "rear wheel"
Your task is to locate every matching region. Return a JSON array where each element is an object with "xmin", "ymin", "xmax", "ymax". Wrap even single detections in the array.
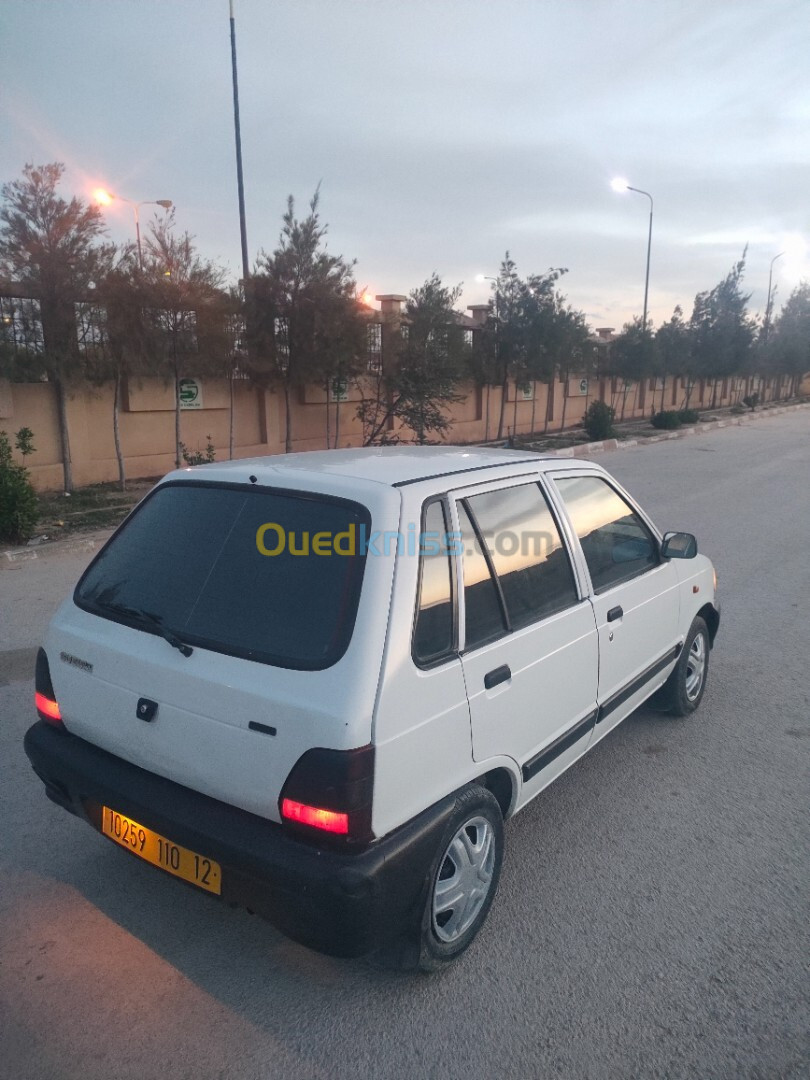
[
  {"xmin": 415, "ymin": 784, "xmax": 504, "ymax": 972},
  {"xmin": 658, "ymin": 616, "xmax": 710, "ymax": 716}
]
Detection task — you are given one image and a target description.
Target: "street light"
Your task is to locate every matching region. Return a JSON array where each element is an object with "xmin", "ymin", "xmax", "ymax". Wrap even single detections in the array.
[
  {"xmin": 474, "ymin": 275, "xmax": 498, "ymax": 316},
  {"xmin": 763, "ymin": 251, "xmax": 784, "ymax": 344},
  {"xmin": 475, "ymin": 274, "xmax": 501, "ymax": 441},
  {"xmin": 611, "ymin": 177, "xmax": 654, "ymax": 332},
  {"xmin": 475, "ymin": 274, "xmax": 498, "ymax": 305},
  {"xmin": 94, "ymin": 188, "xmax": 173, "ymax": 272}
]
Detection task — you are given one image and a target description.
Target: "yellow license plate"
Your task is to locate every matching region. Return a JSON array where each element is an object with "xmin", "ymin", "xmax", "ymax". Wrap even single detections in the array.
[{"xmin": 102, "ymin": 807, "xmax": 222, "ymax": 895}]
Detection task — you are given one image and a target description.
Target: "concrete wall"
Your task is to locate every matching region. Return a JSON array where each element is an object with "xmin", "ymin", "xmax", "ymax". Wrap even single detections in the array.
[{"xmin": 0, "ymin": 371, "xmax": 800, "ymax": 491}]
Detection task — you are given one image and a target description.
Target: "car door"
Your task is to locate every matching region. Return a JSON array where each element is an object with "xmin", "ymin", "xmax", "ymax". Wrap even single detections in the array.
[
  {"xmin": 453, "ymin": 477, "xmax": 599, "ymax": 807},
  {"xmin": 549, "ymin": 471, "xmax": 682, "ymax": 741}
]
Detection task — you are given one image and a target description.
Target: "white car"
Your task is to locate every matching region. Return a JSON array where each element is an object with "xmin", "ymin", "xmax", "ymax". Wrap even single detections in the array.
[{"xmin": 25, "ymin": 447, "xmax": 719, "ymax": 970}]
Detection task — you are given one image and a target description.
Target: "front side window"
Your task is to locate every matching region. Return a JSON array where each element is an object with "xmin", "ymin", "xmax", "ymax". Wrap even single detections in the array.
[
  {"xmin": 554, "ymin": 475, "xmax": 658, "ymax": 593},
  {"xmin": 466, "ymin": 483, "xmax": 578, "ymax": 630},
  {"xmin": 75, "ymin": 483, "xmax": 369, "ymax": 670},
  {"xmin": 413, "ymin": 500, "xmax": 455, "ymax": 665}
]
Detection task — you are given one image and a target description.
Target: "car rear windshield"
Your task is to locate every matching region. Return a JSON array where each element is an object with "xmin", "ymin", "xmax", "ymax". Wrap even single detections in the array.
[{"xmin": 75, "ymin": 481, "xmax": 370, "ymax": 670}]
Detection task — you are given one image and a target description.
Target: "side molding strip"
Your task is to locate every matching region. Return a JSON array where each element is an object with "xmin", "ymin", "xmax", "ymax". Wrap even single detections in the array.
[
  {"xmin": 520, "ymin": 643, "xmax": 683, "ymax": 785},
  {"xmin": 596, "ymin": 643, "xmax": 683, "ymax": 724},
  {"xmin": 522, "ymin": 710, "xmax": 598, "ymax": 782}
]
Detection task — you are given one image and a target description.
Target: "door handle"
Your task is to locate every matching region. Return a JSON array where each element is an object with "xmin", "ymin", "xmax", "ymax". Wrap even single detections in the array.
[
  {"xmin": 607, "ymin": 606, "xmax": 623, "ymax": 623},
  {"xmin": 484, "ymin": 664, "xmax": 511, "ymax": 689}
]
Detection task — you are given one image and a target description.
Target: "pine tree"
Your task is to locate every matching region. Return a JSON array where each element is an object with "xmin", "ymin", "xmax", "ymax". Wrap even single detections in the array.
[{"xmin": 248, "ymin": 190, "xmax": 365, "ymax": 452}]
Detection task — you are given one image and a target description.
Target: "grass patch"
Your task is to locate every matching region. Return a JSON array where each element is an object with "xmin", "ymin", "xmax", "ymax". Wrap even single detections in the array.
[{"xmin": 34, "ymin": 479, "xmax": 157, "ymax": 540}]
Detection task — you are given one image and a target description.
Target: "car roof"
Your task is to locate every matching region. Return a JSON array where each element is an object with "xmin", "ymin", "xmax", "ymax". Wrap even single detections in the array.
[{"xmin": 165, "ymin": 446, "xmax": 576, "ymax": 491}]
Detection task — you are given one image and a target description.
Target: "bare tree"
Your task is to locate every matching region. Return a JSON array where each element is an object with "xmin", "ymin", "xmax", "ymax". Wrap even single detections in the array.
[{"xmin": 0, "ymin": 163, "xmax": 113, "ymax": 490}]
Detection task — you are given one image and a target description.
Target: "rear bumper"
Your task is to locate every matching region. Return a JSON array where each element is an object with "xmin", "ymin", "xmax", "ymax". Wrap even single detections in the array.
[{"xmin": 23, "ymin": 720, "xmax": 454, "ymax": 958}]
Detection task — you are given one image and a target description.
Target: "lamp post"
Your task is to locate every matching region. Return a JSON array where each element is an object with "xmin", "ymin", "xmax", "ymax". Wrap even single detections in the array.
[
  {"xmin": 763, "ymin": 251, "xmax": 784, "ymax": 345},
  {"xmin": 476, "ymin": 275, "xmax": 499, "ymax": 441},
  {"xmin": 229, "ymin": 0, "xmax": 250, "ymax": 284},
  {"xmin": 94, "ymin": 189, "xmax": 173, "ymax": 272},
  {"xmin": 611, "ymin": 178, "xmax": 654, "ymax": 332}
]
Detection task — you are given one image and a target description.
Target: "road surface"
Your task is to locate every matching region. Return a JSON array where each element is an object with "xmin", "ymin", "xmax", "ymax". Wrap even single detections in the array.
[{"xmin": 1, "ymin": 411, "xmax": 808, "ymax": 1079}]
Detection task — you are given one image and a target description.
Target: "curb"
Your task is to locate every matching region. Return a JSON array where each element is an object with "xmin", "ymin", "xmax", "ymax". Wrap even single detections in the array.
[
  {"xmin": 2, "ymin": 529, "xmax": 114, "ymax": 568},
  {"xmin": 542, "ymin": 401, "xmax": 810, "ymax": 460}
]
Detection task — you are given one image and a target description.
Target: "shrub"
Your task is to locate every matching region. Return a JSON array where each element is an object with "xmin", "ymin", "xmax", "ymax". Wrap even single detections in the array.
[
  {"xmin": 730, "ymin": 404, "xmax": 746, "ymax": 415},
  {"xmin": 678, "ymin": 408, "xmax": 699, "ymax": 424},
  {"xmin": 651, "ymin": 410, "xmax": 682, "ymax": 429},
  {"xmin": 179, "ymin": 435, "xmax": 216, "ymax": 466},
  {"xmin": 742, "ymin": 392, "xmax": 759, "ymax": 411},
  {"xmin": 0, "ymin": 429, "xmax": 39, "ymax": 544},
  {"xmin": 583, "ymin": 401, "xmax": 616, "ymax": 441}
]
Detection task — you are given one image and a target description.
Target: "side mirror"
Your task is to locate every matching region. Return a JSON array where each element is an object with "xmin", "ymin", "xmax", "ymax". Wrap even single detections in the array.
[{"xmin": 661, "ymin": 531, "xmax": 697, "ymax": 559}]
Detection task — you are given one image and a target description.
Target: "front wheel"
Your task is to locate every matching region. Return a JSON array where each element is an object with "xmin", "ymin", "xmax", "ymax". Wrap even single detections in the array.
[
  {"xmin": 658, "ymin": 615, "xmax": 710, "ymax": 716},
  {"xmin": 415, "ymin": 784, "xmax": 504, "ymax": 972}
]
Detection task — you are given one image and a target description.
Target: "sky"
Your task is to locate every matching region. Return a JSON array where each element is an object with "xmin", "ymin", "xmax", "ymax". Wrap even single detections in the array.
[{"xmin": 1, "ymin": 0, "xmax": 808, "ymax": 331}]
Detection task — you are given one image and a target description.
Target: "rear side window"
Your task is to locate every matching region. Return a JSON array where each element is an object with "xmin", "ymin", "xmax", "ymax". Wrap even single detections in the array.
[
  {"xmin": 554, "ymin": 475, "xmax": 659, "ymax": 593},
  {"xmin": 412, "ymin": 500, "xmax": 455, "ymax": 666},
  {"xmin": 457, "ymin": 502, "xmax": 508, "ymax": 650},
  {"xmin": 75, "ymin": 482, "xmax": 370, "ymax": 670}
]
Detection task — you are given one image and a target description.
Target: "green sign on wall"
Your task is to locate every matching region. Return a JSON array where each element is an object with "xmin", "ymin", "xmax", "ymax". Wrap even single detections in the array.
[{"xmin": 178, "ymin": 378, "xmax": 203, "ymax": 410}]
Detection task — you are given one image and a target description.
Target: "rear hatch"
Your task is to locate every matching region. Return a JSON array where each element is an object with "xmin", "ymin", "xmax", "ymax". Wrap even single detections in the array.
[{"xmin": 46, "ymin": 478, "xmax": 393, "ymax": 822}]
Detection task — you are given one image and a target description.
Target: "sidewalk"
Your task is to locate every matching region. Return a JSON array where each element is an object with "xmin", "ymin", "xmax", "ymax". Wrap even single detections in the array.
[
  {"xmin": 1, "ymin": 527, "xmax": 114, "ymax": 567},
  {"xmin": 531, "ymin": 400, "xmax": 810, "ymax": 460}
]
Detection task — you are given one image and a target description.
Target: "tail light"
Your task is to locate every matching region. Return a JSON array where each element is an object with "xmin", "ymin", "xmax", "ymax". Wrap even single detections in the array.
[
  {"xmin": 35, "ymin": 648, "xmax": 63, "ymax": 728},
  {"xmin": 279, "ymin": 745, "xmax": 374, "ymax": 845}
]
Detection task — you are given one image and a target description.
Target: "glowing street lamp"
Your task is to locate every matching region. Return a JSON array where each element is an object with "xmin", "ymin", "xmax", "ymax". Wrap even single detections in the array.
[
  {"xmin": 476, "ymin": 274, "xmax": 498, "ymax": 308},
  {"xmin": 611, "ymin": 177, "xmax": 654, "ymax": 331},
  {"xmin": 94, "ymin": 188, "xmax": 173, "ymax": 272}
]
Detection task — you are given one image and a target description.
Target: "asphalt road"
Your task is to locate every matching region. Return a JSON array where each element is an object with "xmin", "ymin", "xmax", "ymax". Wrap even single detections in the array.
[{"xmin": 1, "ymin": 412, "xmax": 808, "ymax": 1080}]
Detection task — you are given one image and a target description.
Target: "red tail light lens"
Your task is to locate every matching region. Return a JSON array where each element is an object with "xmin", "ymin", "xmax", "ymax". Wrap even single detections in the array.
[
  {"xmin": 281, "ymin": 799, "xmax": 349, "ymax": 835},
  {"xmin": 35, "ymin": 691, "xmax": 62, "ymax": 724},
  {"xmin": 279, "ymin": 744, "xmax": 374, "ymax": 845},
  {"xmin": 35, "ymin": 648, "xmax": 64, "ymax": 728}
]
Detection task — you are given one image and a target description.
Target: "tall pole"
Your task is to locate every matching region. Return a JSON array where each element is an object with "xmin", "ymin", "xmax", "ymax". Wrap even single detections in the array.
[
  {"xmin": 95, "ymin": 191, "xmax": 170, "ymax": 270},
  {"xmin": 763, "ymin": 251, "xmax": 784, "ymax": 344},
  {"xmin": 626, "ymin": 185, "xmax": 653, "ymax": 331},
  {"xmin": 642, "ymin": 197, "xmax": 652, "ymax": 332},
  {"xmin": 230, "ymin": 0, "xmax": 250, "ymax": 283},
  {"xmin": 133, "ymin": 204, "xmax": 143, "ymax": 272}
]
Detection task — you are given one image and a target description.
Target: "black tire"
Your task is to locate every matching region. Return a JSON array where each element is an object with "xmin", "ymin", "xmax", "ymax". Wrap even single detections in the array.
[
  {"xmin": 657, "ymin": 616, "xmax": 710, "ymax": 716},
  {"xmin": 413, "ymin": 784, "xmax": 504, "ymax": 972}
]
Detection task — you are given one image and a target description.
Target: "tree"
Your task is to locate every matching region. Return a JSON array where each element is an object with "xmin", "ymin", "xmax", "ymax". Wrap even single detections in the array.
[
  {"xmin": 141, "ymin": 211, "xmax": 228, "ymax": 468},
  {"xmin": 610, "ymin": 318, "xmax": 658, "ymax": 419},
  {"xmin": 223, "ymin": 286, "xmax": 249, "ymax": 459},
  {"xmin": 478, "ymin": 255, "xmax": 580, "ymax": 439},
  {"xmin": 0, "ymin": 163, "xmax": 113, "ymax": 490},
  {"xmin": 689, "ymin": 252, "xmax": 756, "ymax": 408},
  {"xmin": 538, "ymin": 296, "xmax": 591, "ymax": 432},
  {"xmin": 90, "ymin": 251, "xmax": 150, "ymax": 490},
  {"xmin": 466, "ymin": 306, "xmax": 499, "ymax": 440},
  {"xmin": 248, "ymin": 190, "xmax": 364, "ymax": 452},
  {"xmin": 655, "ymin": 306, "xmax": 690, "ymax": 412},
  {"xmin": 766, "ymin": 283, "xmax": 810, "ymax": 398},
  {"xmin": 491, "ymin": 254, "xmax": 526, "ymax": 440},
  {"xmin": 357, "ymin": 274, "xmax": 467, "ymax": 445},
  {"xmin": 312, "ymin": 286, "xmax": 369, "ymax": 449}
]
